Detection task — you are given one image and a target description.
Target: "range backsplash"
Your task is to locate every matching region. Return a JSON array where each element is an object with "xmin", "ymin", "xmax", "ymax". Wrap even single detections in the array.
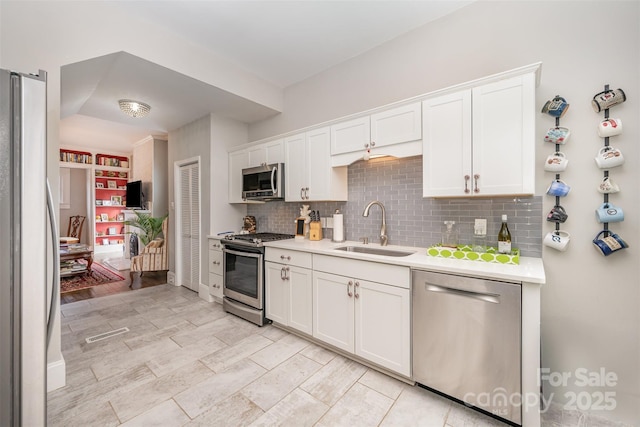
[{"xmin": 247, "ymin": 156, "xmax": 542, "ymax": 257}]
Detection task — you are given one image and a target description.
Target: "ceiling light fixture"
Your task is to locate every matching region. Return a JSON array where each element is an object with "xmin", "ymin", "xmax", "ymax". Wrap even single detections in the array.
[{"xmin": 118, "ymin": 99, "xmax": 151, "ymax": 118}]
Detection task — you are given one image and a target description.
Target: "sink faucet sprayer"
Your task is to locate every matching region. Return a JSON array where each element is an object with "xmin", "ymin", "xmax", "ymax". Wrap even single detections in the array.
[{"xmin": 362, "ymin": 201, "xmax": 388, "ymax": 246}]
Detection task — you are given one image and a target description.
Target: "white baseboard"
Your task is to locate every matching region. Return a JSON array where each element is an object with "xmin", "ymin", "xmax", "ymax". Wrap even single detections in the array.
[
  {"xmin": 47, "ymin": 356, "xmax": 66, "ymax": 392},
  {"xmin": 199, "ymin": 283, "xmax": 213, "ymax": 302},
  {"xmin": 167, "ymin": 270, "xmax": 177, "ymax": 286}
]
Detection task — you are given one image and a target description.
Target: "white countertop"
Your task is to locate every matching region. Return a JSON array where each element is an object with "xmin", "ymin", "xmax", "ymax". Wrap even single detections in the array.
[{"xmin": 263, "ymin": 238, "xmax": 545, "ymax": 284}]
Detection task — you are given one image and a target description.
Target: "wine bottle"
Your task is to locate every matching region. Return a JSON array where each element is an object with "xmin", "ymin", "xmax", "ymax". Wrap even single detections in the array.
[{"xmin": 497, "ymin": 214, "xmax": 512, "ymax": 254}]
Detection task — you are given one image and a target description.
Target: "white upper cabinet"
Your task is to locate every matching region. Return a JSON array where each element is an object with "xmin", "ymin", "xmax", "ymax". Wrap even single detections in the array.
[
  {"xmin": 285, "ymin": 127, "xmax": 348, "ymax": 202},
  {"xmin": 248, "ymin": 139, "xmax": 284, "ymax": 168},
  {"xmin": 330, "ymin": 116, "xmax": 370, "ymax": 155},
  {"xmin": 370, "ymin": 103, "xmax": 422, "ymax": 148},
  {"xmin": 422, "ymin": 73, "xmax": 536, "ymax": 197},
  {"xmin": 331, "ymin": 102, "xmax": 422, "ymax": 166}
]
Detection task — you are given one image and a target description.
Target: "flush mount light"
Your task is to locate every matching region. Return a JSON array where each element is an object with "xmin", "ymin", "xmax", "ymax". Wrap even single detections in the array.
[{"xmin": 118, "ymin": 99, "xmax": 151, "ymax": 118}]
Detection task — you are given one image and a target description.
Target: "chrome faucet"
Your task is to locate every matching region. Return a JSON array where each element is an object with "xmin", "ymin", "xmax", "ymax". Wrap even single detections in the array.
[{"xmin": 362, "ymin": 201, "xmax": 388, "ymax": 246}]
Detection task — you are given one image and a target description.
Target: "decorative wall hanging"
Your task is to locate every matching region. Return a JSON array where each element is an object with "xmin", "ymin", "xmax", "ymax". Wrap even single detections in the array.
[
  {"xmin": 542, "ymin": 95, "xmax": 571, "ymax": 251},
  {"xmin": 592, "ymin": 84, "xmax": 628, "ymax": 256}
]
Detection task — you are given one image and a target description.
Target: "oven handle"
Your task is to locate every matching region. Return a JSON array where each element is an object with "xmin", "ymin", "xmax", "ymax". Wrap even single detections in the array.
[{"xmin": 223, "ymin": 247, "xmax": 264, "ymax": 259}]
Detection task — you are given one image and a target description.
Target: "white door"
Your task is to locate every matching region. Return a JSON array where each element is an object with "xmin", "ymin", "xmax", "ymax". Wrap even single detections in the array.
[
  {"xmin": 265, "ymin": 139, "xmax": 285, "ymax": 164},
  {"xmin": 472, "ymin": 74, "xmax": 535, "ymax": 196},
  {"xmin": 288, "ymin": 266, "xmax": 313, "ymax": 335},
  {"xmin": 370, "ymin": 102, "xmax": 422, "ymax": 148},
  {"xmin": 265, "ymin": 261, "xmax": 288, "ymax": 325},
  {"xmin": 284, "ymin": 132, "xmax": 307, "ymax": 201},
  {"xmin": 330, "ymin": 116, "xmax": 370, "ymax": 155},
  {"xmin": 312, "ymin": 271, "xmax": 354, "ymax": 353},
  {"xmin": 422, "ymin": 90, "xmax": 472, "ymax": 197},
  {"xmin": 178, "ymin": 161, "xmax": 200, "ymax": 292},
  {"xmin": 355, "ymin": 280, "xmax": 411, "ymax": 376},
  {"xmin": 306, "ymin": 127, "xmax": 332, "ymax": 201}
]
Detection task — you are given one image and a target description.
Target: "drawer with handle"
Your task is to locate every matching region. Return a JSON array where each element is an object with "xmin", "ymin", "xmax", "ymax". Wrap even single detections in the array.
[
  {"xmin": 209, "ymin": 249, "xmax": 223, "ymax": 275},
  {"xmin": 265, "ymin": 248, "xmax": 312, "ymax": 269},
  {"xmin": 209, "ymin": 239, "xmax": 223, "ymax": 251}
]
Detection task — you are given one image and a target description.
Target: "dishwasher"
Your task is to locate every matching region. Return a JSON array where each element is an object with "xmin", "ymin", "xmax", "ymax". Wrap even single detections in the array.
[{"xmin": 412, "ymin": 269, "xmax": 522, "ymax": 425}]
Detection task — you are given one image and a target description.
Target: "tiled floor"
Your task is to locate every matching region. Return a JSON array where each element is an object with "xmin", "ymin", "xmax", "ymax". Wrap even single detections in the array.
[{"xmin": 49, "ymin": 284, "xmax": 622, "ymax": 427}]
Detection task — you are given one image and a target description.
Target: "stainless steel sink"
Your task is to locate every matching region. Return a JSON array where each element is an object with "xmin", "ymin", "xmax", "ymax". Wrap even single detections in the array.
[{"xmin": 334, "ymin": 246, "xmax": 415, "ymax": 257}]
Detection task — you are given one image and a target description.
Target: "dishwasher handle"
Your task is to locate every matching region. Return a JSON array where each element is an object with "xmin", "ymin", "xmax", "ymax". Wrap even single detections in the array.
[{"xmin": 424, "ymin": 283, "xmax": 500, "ymax": 304}]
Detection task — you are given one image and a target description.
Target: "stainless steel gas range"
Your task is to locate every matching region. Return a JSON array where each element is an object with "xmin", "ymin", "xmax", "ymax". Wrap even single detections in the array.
[{"xmin": 221, "ymin": 233, "xmax": 294, "ymax": 326}]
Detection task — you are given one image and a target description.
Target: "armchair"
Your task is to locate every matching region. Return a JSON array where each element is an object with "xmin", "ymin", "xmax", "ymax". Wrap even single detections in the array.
[{"xmin": 129, "ymin": 217, "xmax": 168, "ymax": 285}]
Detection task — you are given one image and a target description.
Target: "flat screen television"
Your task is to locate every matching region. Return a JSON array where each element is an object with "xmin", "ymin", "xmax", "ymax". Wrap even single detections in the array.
[{"xmin": 125, "ymin": 180, "xmax": 143, "ymax": 209}]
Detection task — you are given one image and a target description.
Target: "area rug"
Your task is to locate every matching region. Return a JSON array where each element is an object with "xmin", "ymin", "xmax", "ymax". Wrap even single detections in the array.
[
  {"xmin": 103, "ymin": 257, "xmax": 131, "ymax": 271},
  {"xmin": 60, "ymin": 261, "xmax": 125, "ymax": 293}
]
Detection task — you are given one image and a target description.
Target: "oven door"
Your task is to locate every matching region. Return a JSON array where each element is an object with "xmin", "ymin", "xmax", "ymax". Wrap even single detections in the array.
[{"xmin": 223, "ymin": 246, "xmax": 263, "ymax": 310}]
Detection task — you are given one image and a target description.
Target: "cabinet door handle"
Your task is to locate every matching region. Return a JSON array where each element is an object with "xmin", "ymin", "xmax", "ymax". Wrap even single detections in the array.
[
  {"xmin": 285, "ymin": 266, "xmax": 290, "ymax": 281},
  {"xmin": 474, "ymin": 174, "xmax": 480, "ymax": 193},
  {"xmin": 464, "ymin": 175, "xmax": 470, "ymax": 193},
  {"xmin": 354, "ymin": 281, "xmax": 360, "ymax": 298},
  {"xmin": 304, "ymin": 187, "xmax": 309, "ymax": 200},
  {"xmin": 347, "ymin": 280, "xmax": 353, "ymax": 297},
  {"xmin": 300, "ymin": 187, "xmax": 304, "ymax": 199},
  {"xmin": 280, "ymin": 267, "xmax": 286, "ymax": 280}
]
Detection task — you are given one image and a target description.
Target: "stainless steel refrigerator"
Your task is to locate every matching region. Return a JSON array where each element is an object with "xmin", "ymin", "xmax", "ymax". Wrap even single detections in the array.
[{"xmin": 0, "ymin": 68, "xmax": 58, "ymax": 426}]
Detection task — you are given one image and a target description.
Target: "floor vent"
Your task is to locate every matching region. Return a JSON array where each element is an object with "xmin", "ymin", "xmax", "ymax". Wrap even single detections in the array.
[{"xmin": 85, "ymin": 327, "xmax": 130, "ymax": 344}]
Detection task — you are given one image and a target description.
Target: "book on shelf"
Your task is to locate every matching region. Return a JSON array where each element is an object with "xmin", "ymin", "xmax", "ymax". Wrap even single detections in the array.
[
  {"xmin": 60, "ymin": 243, "xmax": 90, "ymax": 253},
  {"xmin": 60, "ymin": 150, "xmax": 92, "ymax": 164},
  {"xmin": 60, "ymin": 260, "xmax": 87, "ymax": 272}
]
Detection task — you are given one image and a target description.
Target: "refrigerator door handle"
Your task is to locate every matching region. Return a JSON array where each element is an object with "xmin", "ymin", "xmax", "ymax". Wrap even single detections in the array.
[{"xmin": 46, "ymin": 179, "xmax": 59, "ymax": 347}]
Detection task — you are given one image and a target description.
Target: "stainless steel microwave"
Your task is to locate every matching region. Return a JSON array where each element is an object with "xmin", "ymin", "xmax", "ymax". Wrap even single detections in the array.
[{"xmin": 242, "ymin": 163, "xmax": 284, "ymax": 201}]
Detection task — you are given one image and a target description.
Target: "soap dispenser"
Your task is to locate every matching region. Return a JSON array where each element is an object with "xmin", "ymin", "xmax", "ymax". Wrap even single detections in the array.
[{"xmin": 441, "ymin": 221, "xmax": 458, "ymax": 248}]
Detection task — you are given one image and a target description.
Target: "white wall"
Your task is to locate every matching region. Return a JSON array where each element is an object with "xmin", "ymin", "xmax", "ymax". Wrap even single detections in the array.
[
  {"xmin": 168, "ymin": 113, "xmax": 247, "ymax": 292},
  {"xmin": 168, "ymin": 115, "xmax": 211, "ymax": 285},
  {"xmin": 249, "ymin": 1, "xmax": 640, "ymax": 424},
  {"xmin": 209, "ymin": 114, "xmax": 248, "ymax": 234}
]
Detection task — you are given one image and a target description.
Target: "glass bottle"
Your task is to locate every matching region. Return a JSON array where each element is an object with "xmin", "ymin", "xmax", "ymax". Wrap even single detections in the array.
[
  {"xmin": 497, "ymin": 214, "xmax": 512, "ymax": 254},
  {"xmin": 441, "ymin": 221, "xmax": 458, "ymax": 248}
]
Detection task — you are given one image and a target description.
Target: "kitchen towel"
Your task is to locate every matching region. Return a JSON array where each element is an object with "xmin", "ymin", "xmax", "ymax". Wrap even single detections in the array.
[{"xmin": 333, "ymin": 210, "xmax": 345, "ymax": 242}]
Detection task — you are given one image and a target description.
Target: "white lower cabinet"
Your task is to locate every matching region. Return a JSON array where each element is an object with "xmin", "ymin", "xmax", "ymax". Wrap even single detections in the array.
[
  {"xmin": 208, "ymin": 238, "xmax": 223, "ymax": 301},
  {"xmin": 264, "ymin": 248, "xmax": 313, "ymax": 335},
  {"xmin": 312, "ymin": 269, "xmax": 411, "ymax": 377},
  {"xmin": 312, "ymin": 271, "xmax": 355, "ymax": 351}
]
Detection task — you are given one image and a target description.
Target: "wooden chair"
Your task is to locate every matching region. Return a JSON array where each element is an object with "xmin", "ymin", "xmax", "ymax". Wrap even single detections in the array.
[
  {"xmin": 60, "ymin": 215, "xmax": 85, "ymax": 244},
  {"xmin": 129, "ymin": 218, "xmax": 168, "ymax": 285}
]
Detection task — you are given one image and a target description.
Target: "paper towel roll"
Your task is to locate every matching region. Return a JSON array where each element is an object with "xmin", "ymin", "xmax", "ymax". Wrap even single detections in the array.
[{"xmin": 332, "ymin": 210, "xmax": 345, "ymax": 242}]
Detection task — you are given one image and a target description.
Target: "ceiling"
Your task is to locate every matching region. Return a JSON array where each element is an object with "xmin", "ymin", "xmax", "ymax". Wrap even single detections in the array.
[{"xmin": 60, "ymin": 1, "xmax": 473, "ymax": 153}]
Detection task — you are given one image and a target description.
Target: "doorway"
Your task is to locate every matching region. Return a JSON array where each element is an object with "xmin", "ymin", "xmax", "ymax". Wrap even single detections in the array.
[{"xmin": 174, "ymin": 157, "xmax": 201, "ymax": 293}]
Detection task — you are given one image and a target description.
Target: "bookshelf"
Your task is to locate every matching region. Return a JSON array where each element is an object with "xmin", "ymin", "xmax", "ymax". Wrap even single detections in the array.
[
  {"xmin": 94, "ymin": 167, "xmax": 129, "ymax": 254},
  {"xmin": 59, "ymin": 148, "xmax": 93, "ymax": 165}
]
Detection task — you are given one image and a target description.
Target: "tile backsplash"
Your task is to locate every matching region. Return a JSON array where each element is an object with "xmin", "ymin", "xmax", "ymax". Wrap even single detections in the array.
[{"xmin": 247, "ymin": 155, "xmax": 542, "ymax": 257}]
